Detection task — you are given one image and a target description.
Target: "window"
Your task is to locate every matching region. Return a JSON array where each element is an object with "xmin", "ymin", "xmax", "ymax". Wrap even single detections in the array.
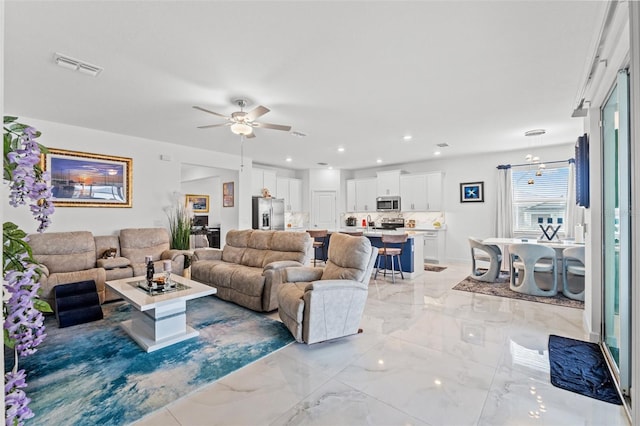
[{"xmin": 511, "ymin": 166, "xmax": 569, "ymax": 234}]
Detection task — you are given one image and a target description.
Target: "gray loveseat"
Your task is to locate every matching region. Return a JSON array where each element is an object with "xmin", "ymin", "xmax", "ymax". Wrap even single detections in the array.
[{"xmin": 191, "ymin": 229, "xmax": 313, "ymax": 312}]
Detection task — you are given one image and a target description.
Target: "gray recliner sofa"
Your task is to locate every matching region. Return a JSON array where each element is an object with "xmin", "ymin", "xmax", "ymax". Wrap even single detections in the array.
[
  {"xmin": 190, "ymin": 229, "xmax": 313, "ymax": 312},
  {"xmin": 29, "ymin": 228, "xmax": 187, "ymax": 308}
]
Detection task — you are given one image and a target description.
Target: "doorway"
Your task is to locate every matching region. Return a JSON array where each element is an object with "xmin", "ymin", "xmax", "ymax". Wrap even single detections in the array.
[
  {"xmin": 601, "ymin": 69, "xmax": 631, "ymax": 400},
  {"xmin": 311, "ymin": 190, "xmax": 337, "ymax": 230}
]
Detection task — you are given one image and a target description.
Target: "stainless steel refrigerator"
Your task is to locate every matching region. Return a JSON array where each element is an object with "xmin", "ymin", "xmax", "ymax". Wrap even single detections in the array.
[{"xmin": 252, "ymin": 197, "xmax": 285, "ymax": 230}]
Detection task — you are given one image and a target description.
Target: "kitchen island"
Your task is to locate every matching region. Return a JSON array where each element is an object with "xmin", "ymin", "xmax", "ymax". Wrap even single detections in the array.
[{"xmin": 337, "ymin": 227, "xmax": 424, "ymax": 279}]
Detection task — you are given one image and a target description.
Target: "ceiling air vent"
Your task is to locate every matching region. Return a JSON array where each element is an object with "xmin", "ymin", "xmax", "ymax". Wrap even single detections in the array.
[
  {"xmin": 54, "ymin": 53, "xmax": 103, "ymax": 77},
  {"xmin": 436, "ymin": 143, "xmax": 449, "ymax": 148}
]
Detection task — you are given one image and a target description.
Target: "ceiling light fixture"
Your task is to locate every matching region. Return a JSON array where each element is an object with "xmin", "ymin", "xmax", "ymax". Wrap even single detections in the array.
[
  {"xmin": 230, "ymin": 122, "xmax": 253, "ymax": 136},
  {"xmin": 524, "ymin": 129, "xmax": 546, "ymax": 184},
  {"xmin": 403, "ymin": 135, "xmax": 412, "ymax": 141},
  {"xmin": 434, "ymin": 151, "xmax": 441, "ymax": 156},
  {"xmin": 285, "ymin": 157, "xmax": 292, "ymax": 162},
  {"xmin": 376, "ymin": 159, "xmax": 382, "ymax": 164},
  {"xmin": 54, "ymin": 53, "xmax": 102, "ymax": 77},
  {"xmin": 337, "ymin": 147, "xmax": 345, "ymax": 152}
]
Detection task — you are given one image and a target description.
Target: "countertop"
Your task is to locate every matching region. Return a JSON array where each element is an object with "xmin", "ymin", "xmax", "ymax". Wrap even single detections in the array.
[{"xmin": 337, "ymin": 227, "xmax": 425, "ymax": 239}]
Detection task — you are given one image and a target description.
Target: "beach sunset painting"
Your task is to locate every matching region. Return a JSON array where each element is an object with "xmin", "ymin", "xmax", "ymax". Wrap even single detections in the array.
[{"xmin": 45, "ymin": 149, "xmax": 132, "ymax": 207}]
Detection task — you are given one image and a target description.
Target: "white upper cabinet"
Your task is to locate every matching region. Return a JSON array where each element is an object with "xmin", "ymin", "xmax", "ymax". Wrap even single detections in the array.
[
  {"xmin": 252, "ymin": 168, "xmax": 278, "ymax": 196},
  {"xmin": 346, "ymin": 178, "xmax": 376, "ymax": 212},
  {"xmin": 263, "ymin": 171, "xmax": 277, "ymax": 196},
  {"xmin": 346, "ymin": 179, "xmax": 357, "ymax": 212},
  {"xmin": 355, "ymin": 178, "xmax": 377, "ymax": 212},
  {"xmin": 276, "ymin": 177, "xmax": 302, "ymax": 212},
  {"xmin": 425, "ymin": 172, "xmax": 443, "ymax": 211},
  {"xmin": 400, "ymin": 172, "xmax": 443, "ymax": 211},
  {"xmin": 376, "ymin": 170, "xmax": 401, "ymax": 196},
  {"xmin": 400, "ymin": 174, "xmax": 427, "ymax": 211}
]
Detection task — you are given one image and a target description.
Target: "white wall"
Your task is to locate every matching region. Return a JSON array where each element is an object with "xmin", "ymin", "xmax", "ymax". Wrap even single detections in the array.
[
  {"xmin": 180, "ymin": 166, "xmax": 239, "ymax": 248},
  {"xmin": 2, "ymin": 117, "xmax": 249, "ymax": 237},
  {"xmin": 346, "ymin": 143, "xmax": 576, "ymax": 263}
]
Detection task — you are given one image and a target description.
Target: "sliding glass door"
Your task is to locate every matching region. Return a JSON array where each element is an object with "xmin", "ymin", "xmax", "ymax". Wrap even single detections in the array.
[{"xmin": 601, "ymin": 69, "xmax": 631, "ymax": 395}]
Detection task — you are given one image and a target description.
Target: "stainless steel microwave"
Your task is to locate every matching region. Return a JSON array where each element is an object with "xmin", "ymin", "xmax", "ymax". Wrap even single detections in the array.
[{"xmin": 376, "ymin": 196, "xmax": 401, "ymax": 212}]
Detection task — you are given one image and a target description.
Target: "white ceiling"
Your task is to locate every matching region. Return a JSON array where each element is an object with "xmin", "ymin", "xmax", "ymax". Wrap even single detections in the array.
[{"xmin": 4, "ymin": 1, "xmax": 605, "ymax": 171}]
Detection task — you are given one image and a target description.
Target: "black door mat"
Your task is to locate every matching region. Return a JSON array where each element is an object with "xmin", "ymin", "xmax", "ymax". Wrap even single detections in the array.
[{"xmin": 548, "ymin": 335, "xmax": 622, "ymax": 405}]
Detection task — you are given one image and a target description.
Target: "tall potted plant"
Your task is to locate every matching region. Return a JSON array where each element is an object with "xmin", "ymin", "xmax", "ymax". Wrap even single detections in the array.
[
  {"xmin": 3, "ymin": 116, "xmax": 55, "ymax": 425},
  {"xmin": 166, "ymin": 195, "xmax": 193, "ymax": 271}
]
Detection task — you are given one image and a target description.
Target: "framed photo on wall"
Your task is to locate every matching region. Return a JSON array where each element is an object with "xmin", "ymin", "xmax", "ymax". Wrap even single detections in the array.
[
  {"xmin": 223, "ymin": 182, "xmax": 234, "ymax": 207},
  {"xmin": 42, "ymin": 148, "xmax": 132, "ymax": 207},
  {"xmin": 186, "ymin": 194, "xmax": 210, "ymax": 213},
  {"xmin": 460, "ymin": 181, "xmax": 484, "ymax": 203}
]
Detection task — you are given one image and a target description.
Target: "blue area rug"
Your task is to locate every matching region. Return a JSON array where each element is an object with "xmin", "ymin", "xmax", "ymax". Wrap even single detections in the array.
[
  {"xmin": 16, "ymin": 296, "xmax": 294, "ymax": 425},
  {"xmin": 548, "ymin": 335, "xmax": 622, "ymax": 405}
]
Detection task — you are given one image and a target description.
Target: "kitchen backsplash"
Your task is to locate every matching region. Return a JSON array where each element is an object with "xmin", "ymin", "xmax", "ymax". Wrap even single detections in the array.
[{"xmin": 340, "ymin": 211, "xmax": 445, "ymax": 228}]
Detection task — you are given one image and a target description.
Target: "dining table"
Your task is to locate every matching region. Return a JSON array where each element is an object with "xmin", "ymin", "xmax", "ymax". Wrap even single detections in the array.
[
  {"xmin": 483, "ymin": 237, "xmax": 585, "ymax": 289},
  {"xmin": 482, "ymin": 237, "xmax": 585, "ymax": 250}
]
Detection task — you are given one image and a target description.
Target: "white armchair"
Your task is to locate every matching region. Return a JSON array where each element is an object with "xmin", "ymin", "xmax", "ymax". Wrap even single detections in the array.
[{"xmin": 277, "ymin": 232, "xmax": 377, "ymax": 344}]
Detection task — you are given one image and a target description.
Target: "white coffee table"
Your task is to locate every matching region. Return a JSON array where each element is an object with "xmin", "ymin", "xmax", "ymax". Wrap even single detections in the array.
[{"xmin": 106, "ymin": 274, "xmax": 216, "ymax": 352}]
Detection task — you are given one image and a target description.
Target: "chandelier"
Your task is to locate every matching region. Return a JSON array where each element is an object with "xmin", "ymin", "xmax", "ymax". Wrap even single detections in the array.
[{"xmin": 524, "ymin": 129, "xmax": 546, "ymax": 184}]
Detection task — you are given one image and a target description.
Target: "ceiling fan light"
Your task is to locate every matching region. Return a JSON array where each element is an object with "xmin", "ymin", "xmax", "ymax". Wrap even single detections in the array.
[{"xmin": 231, "ymin": 122, "xmax": 253, "ymax": 136}]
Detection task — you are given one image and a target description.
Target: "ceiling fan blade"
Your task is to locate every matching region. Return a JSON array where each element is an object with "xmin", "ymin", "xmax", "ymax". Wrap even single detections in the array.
[
  {"xmin": 253, "ymin": 122, "xmax": 292, "ymax": 132},
  {"xmin": 197, "ymin": 123, "xmax": 229, "ymax": 129},
  {"xmin": 246, "ymin": 105, "xmax": 270, "ymax": 121},
  {"xmin": 193, "ymin": 106, "xmax": 228, "ymax": 119}
]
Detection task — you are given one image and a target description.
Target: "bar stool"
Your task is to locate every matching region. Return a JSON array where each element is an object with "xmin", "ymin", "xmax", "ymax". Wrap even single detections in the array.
[
  {"xmin": 374, "ymin": 233, "xmax": 408, "ymax": 283},
  {"xmin": 341, "ymin": 231, "xmax": 364, "ymax": 236},
  {"xmin": 307, "ymin": 229, "xmax": 328, "ymax": 267}
]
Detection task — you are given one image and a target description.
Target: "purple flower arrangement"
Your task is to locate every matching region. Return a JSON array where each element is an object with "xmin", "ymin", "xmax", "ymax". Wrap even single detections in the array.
[{"xmin": 3, "ymin": 116, "xmax": 54, "ymax": 425}]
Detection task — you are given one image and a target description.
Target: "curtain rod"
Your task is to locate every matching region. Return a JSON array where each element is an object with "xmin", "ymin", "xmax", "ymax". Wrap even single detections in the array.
[{"xmin": 497, "ymin": 158, "xmax": 574, "ymax": 169}]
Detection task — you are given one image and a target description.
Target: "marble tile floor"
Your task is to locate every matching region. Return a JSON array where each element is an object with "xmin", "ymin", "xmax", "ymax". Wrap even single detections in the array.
[{"xmin": 136, "ymin": 262, "xmax": 629, "ymax": 426}]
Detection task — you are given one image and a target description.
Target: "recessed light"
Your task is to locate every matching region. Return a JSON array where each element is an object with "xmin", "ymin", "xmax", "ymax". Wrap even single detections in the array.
[
  {"xmin": 403, "ymin": 135, "xmax": 412, "ymax": 141},
  {"xmin": 328, "ymin": 166, "xmax": 333, "ymax": 170},
  {"xmin": 434, "ymin": 151, "xmax": 441, "ymax": 156},
  {"xmin": 337, "ymin": 147, "xmax": 345, "ymax": 152},
  {"xmin": 285, "ymin": 157, "xmax": 292, "ymax": 162},
  {"xmin": 376, "ymin": 159, "xmax": 382, "ymax": 164}
]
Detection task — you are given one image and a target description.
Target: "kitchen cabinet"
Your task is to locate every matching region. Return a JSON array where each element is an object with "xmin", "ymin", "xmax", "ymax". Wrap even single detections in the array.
[
  {"xmin": 346, "ymin": 180, "xmax": 357, "ymax": 212},
  {"xmin": 345, "ymin": 178, "xmax": 376, "ymax": 212},
  {"xmin": 355, "ymin": 178, "xmax": 377, "ymax": 212},
  {"xmin": 422, "ymin": 230, "xmax": 446, "ymax": 264},
  {"xmin": 425, "ymin": 172, "xmax": 443, "ymax": 211},
  {"xmin": 400, "ymin": 174, "xmax": 427, "ymax": 211},
  {"xmin": 377, "ymin": 170, "xmax": 401, "ymax": 196},
  {"xmin": 251, "ymin": 168, "xmax": 277, "ymax": 196},
  {"xmin": 277, "ymin": 177, "xmax": 302, "ymax": 212},
  {"xmin": 400, "ymin": 172, "xmax": 443, "ymax": 212}
]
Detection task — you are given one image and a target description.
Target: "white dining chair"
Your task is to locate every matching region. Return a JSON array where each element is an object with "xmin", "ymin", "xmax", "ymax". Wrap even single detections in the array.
[
  {"xmin": 508, "ymin": 243, "xmax": 558, "ymax": 297},
  {"xmin": 468, "ymin": 237, "xmax": 502, "ymax": 282},
  {"xmin": 562, "ymin": 246, "xmax": 585, "ymax": 301}
]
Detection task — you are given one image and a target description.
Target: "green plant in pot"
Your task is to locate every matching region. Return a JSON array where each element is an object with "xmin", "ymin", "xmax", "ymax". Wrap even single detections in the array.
[{"xmin": 166, "ymin": 196, "xmax": 193, "ymax": 268}]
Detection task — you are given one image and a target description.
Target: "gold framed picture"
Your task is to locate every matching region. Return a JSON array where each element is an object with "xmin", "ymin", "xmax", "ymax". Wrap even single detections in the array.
[
  {"xmin": 223, "ymin": 182, "xmax": 234, "ymax": 207},
  {"xmin": 186, "ymin": 194, "xmax": 210, "ymax": 213},
  {"xmin": 42, "ymin": 148, "xmax": 132, "ymax": 207}
]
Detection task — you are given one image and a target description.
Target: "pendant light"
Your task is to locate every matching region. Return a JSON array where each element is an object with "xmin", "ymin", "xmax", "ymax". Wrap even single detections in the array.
[{"xmin": 525, "ymin": 129, "xmax": 546, "ymax": 184}]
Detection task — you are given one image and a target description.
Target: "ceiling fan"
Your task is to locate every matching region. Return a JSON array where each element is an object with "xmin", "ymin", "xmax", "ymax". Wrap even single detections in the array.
[{"xmin": 193, "ymin": 98, "xmax": 291, "ymax": 138}]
